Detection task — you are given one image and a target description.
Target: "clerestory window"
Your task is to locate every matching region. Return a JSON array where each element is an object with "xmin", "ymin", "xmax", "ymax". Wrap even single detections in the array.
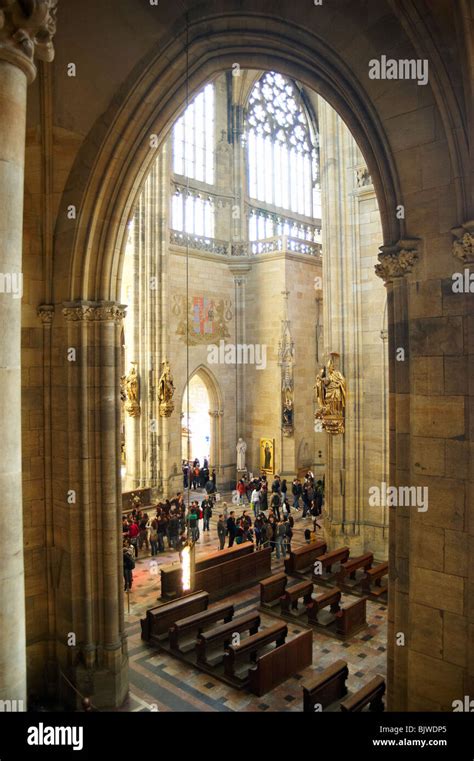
[
  {"xmin": 173, "ymin": 83, "xmax": 215, "ymax": 185},
  {"xmin": 247, "ymin": 72, "xmax": 320, "ymax": 219}
]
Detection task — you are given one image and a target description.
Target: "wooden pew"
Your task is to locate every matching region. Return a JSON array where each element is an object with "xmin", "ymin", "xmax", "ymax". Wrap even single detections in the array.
[
  {"xmin": 248, "ymin": 629, "xmax": 313, "ymax": 697},
  {"xmin": 336, "ymin": 553, "xmax": 373, "ymax": 586},
  {"xmin": 192, "ymin": 547, "xmax": 272, "ymax": 599},
  {"xmin": 335, "ymin": 597, "xmax": 368, "ymax": 637},
  {"xmin": 313, "ymin": 547, "xmax": 350, "ymax": 578},
  {"xmin": 340, "ymin": 675, "xmax": 386, "ymax": 712},
  {"xmin": 160, "ymin": 542, "xmax": 254, "ymax": 599},
  {"xmin": 361, "ymin": 562, "xmax": 388, "ymax": 597},
  {"xmin": 169, "ymin": 602, "xmax": 234, "ymax": 652},
  {"xmin": 141, "ymin": 591, "xmax": 208, "ymax": 642},
  {"xmin": 224, "ymin": 622, "xmax": 288, "ymax": 680},
  {"xmin": 196, "ymin": 612, "xmax": 261, "ymax": 665},
  {"xmin": 306, "ymin": 588, "xmax": 341, "ymax": 626},
  {"xmin": 303, "ymin": 660, "xmax": 349, "ymax": 711},
  {"xmin": 280, "ymin": 580, "xmax": 314, "ymax": 614},
  {"xmin": 260, "ymin": 573, "xmax": 287, "ymax": 607},
  {"xmin": 284, "ymin": 541, "xmax": 327, "ymax": 574}
]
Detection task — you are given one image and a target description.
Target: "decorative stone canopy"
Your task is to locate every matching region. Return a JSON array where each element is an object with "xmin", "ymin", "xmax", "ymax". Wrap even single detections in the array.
[
  {"xmin": 0, "ymin": 0, "xmax": 58, "ymax": 80},
  {"xmin": 451, "ymin": 220, "xmax": 474, "ymax": 264},
  {"xmin": 375, "ymin": 239, "xmax": 419, "ymax": 284}
]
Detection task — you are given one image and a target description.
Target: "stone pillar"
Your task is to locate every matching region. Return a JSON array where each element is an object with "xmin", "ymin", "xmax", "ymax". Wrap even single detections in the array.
[
  {"xmin": 0, "ymin": 0, "xmax": 57, "ymax": 707},
  {"xmin": 59, "ymin": 302, "xmax": 128, "ymax": 708},
  {"xmin": 318, "ymin": 95, "xmax": 389, "ymax": 557},
  {"xmin": 375, "ymin": 242, "xmax": 417, "ymax": 711}
]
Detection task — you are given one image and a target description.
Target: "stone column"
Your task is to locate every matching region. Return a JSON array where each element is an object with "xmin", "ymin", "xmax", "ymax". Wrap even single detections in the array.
[
  {"xmin": 59, "ymin": 302, "xmax": 128, "ymax": 708},
  {"xmin": 0, "ymin": 0, "xmax": 57, "ymax": 707},
  {"xmin": 375, "ymin": 242, "xmax": 418, "ymax": 711}
]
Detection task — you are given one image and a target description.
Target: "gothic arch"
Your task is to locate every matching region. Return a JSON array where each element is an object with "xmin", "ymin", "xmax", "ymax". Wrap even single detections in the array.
[
  {"xmin": 181, "ymin": 365, "xmax": 224, "ymax": 473},
  {"xmin": 55, "ymin": 12, "xmax": 409, "ymax": 304}
]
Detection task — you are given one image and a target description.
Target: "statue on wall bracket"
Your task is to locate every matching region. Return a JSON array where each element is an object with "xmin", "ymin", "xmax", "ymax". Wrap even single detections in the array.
[
  {"xmin": 315, "ymin": 352, "xmax": 346, "ymax": 435},
  {"xmin": 158, "ymin": 360, "xmax": 175, "ymax": 418},
  {"xmin": 121, "ymin": 363, "xmax": 141, "ymax": 418}
]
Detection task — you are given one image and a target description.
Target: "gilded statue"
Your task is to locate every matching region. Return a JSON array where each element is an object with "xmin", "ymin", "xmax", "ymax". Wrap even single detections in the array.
[
  {"xmin": 122, "ymin": 364, "xmax": 140, "ymax": 418},
  {"xmin": 315, "ymin": 353, "xmax": 346, "ymax": 435},
  {"xmin": 158, "ymin": 360, "xmax": 175, "ymax": 417}
]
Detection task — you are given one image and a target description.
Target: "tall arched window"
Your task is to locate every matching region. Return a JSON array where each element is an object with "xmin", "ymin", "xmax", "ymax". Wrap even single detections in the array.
[
  {"xmin": 247, "ymin": 72, "xmax": 319, "ymax": 219},
  {"xmin": 173, "ymin": 83, "xmax": 215, "ymax": 185}
]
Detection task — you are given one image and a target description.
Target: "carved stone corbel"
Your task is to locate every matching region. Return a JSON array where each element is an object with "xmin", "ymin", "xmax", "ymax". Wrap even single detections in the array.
[
  {"xmin": 451, "ymin": 221, "xmax": 474, "ymax": 265},
  {"xmin": 375, "ymin": 239, "xmax": 419, "ymax": 284}
]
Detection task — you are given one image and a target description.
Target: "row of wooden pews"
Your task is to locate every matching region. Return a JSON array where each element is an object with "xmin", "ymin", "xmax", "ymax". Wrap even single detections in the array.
[
  {"xmin": 160, "ymin": 542, "xmax": 255, "ymax": 599},
  {"xmin": 141, "ymin": 590, "xmax": 312, "ymax": 696},
  {"xmin": 284, "ymin": 542, "xmax": 388, "ymax": 601},
  {"xmin": 259, "ymin": 573, "xmax": 368, "ymax": 639},
  {"xmin": 302, "ymin": 659, "xmax": 386, "ymax": 712}
]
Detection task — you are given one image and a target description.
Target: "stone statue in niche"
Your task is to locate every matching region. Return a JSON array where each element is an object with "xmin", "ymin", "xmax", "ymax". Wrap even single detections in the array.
[
  {"xmin": 122, "ymin": 363, "xmax": 140, "ymax": 418},
  {"xmin": 236, "ymin": 438, "xmax": 247, "ymax": 471},
  {"xmin": 315, "ymin": 353, "xmax": 346, "ymax": 435},
  {"xmin": 158, "ymin": 360, "xmax": 175, "ymax": 418}
]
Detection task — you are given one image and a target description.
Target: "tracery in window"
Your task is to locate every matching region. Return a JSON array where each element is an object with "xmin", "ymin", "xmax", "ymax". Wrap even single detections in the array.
[
  {"xmin": 247, "ymin": 72, "xmax": 319, "ymax": 218},
  {"xmin": 173, "ymin": 83, "xmax": 215, "ymax": 185}
]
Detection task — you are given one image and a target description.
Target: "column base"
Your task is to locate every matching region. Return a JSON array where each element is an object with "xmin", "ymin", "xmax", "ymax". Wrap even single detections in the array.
[{"xmin": 69, "ymin": 651, "xmax": 129, "ymax": 710}]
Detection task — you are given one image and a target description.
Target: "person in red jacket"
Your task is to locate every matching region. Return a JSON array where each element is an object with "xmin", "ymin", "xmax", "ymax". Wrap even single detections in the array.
[{"xmin": 128, "ymin": 520, "xmax": 139, "ymax": 558}]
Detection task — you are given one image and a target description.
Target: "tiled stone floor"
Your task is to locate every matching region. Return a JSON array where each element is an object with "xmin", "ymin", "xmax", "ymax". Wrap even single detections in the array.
[{"xmin": 120, "ymin": 491, "xmax": 387, "ymax": 712}]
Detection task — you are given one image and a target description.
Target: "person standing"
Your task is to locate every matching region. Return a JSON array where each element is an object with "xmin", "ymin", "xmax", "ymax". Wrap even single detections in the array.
[
  {"xmin": 128, "ymin": 519, "xmax": 139, "ymax": 558},
  {"xmin": 275, "ymin": 519, "xmax": 287, "ymax": 560},
  {"xmin": 217, "ymin": 514, "xmax": 226, "ymax": 550},
  {"xmin": 187, "ymin": 505, "xmax": 199, "ymax": 543},
  {"xmin": 271, "ymin": 491, "xmax": 281, "ymax": 521},
  {"xmin": 237, "ymin": 479, "xmax": 246, "ymax": 505},
  {"xmin": 203, "ymin": 498, "xmax": 213, "ymax": 532},
  {"xmin": 250, "ymin": 486, "xmax": 261, "ymax": 518},
  {"xmin": 226, "ymin": 511, "xmax": 237, "ymax": 548},
  {"xmin": 292, "ymin": 478, "xmax": 302, "ymax": 510},
  {"xmin": 149, "ymin": 517, "xmax": 159, "ymax": 556},
  {"xmin": 123, "ymin": 541, "xmax": 135, "ymax": 591}
]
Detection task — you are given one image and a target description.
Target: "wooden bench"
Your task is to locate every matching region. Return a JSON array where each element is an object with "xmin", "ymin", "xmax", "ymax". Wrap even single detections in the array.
[
  {"xmin": 169, "ymin": 602, "xmax": 234, "ymax": 652},
  {"xmin": 193, "ymin": 546, "xmax": 272, "ymax": 599},
  {"xmin": 361, "ymin": 562, "xmax": 388, "ymax": 597},
  {"xmin": 248, "ymin": 629, "xmax": 313, "ymax": 697},
  {"xmin": 284, "ymin": 541, "xmax": 327, "ymax": 574},
  {"xmin": 196, "ymin": 612, "xmax": 261, "ymax": 665},
  {"xmin": 306, "ymin": 588, "xmax": 341, "ymax": 625},
  {"xmin": 160, "ymin": 542, "xmax": 254, "ymax": 599},
  {"xmin": 140, "ymin": 591, "xmax": 208, "ymax": 642},
  {"xmin": 280, "ymin": 581, "xmax": 314, "ymax": 614},
  {"xmin": 335, "ymin": 597, "xmax": 368, "ymax": 637},
  {"xmin": 340, "ymin": 675, "xmax": 386, "ymax": 712},
  {"xmin": 313, "ymin": 547, "xmax": 350, "ymax": 578},
  {"xmin": 336, "ymin": 553, "xmax": 373, "ymax": 586},
  {"xmin": 303, "ymin": 660, "xmax": 349, "ymax": 711},
  {"xmin": 224, "ymin": 622, "xmax": 288, "ymax": 680},
  {"xmin": 260, "ymin": 573, "xmax": 287, "ymax": 606}
]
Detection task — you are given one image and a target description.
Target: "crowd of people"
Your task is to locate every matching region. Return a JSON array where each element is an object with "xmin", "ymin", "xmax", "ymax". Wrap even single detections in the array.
[
  {"xmin": 235, "ymin": 472, "xmax": 324, "ymax": 519},
  {"xmin": 182, "ymin": 458, "xmax": 217, "ymax": 493},
  {"xmin": 121, "ymin": 471, "xmax": 324, "ymax": 591}
]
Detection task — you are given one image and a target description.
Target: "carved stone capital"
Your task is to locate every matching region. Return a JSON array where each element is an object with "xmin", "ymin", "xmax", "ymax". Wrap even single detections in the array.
[
  {"xmin": 375, "ymin": 240, "xmax": 419, "ymax": 284},
  {"xmin": 0, "ymin": 0, "xmax": 58, "ymax": 81},
  {"xmin": 451, "ymin": 221, "xmax": 474, "ymax": 265},
  {"xmin": 62, "ymin": 301, "xmax": 127, "ymax": 323},
  {"xmin": 37, "ymin": 303, "xmax": 54, "ymax": 323}
]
